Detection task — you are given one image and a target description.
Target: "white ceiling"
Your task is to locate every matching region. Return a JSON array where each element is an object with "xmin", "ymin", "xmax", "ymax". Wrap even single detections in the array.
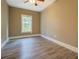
[{"xmin": 6, "ymin": 0, "xmax": 56, "ymax": 12}]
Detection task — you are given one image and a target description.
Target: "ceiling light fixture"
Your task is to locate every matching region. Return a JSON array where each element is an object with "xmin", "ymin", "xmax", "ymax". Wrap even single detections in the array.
[{"xmin": 24, "ymin": 0, "xmax": 45, "ymax": 6}]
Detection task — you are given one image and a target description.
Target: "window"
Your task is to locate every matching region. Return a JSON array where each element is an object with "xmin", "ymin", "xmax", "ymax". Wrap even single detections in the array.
[{"xmin": 21, "ymin": 14, "xmax": 32, "ymax": 33}]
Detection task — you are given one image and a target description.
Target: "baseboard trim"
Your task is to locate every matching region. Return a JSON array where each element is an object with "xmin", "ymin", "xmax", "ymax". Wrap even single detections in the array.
[
  {"xmin": 9, "ymin": 34, "xmax": 78, "ymax": 53},
  {"xmin": 9, "ymin": 34, "xmax": 41, "ymax": 39},
  {"xmin": 1, "ymin": 39, "xmax": 9, "ymax": 48},
  {"xmin": 41, "ymin": 35, "xmax": 78, "ymax": 53}
]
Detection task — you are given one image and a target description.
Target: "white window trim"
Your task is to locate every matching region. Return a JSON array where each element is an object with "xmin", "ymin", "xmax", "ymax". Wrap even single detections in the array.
[{"xmin": 21, "ymin": 14, "xmax": 32, "ymax": 33}]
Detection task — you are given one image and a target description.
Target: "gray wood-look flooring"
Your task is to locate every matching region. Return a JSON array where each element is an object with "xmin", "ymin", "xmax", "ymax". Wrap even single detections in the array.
[{"xmin": 2, "ymin": 36, "xmax": 77, "ymax": 59}]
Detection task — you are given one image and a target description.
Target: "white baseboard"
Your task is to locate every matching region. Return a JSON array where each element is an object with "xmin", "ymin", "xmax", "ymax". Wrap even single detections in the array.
[
  {"xmin": 1, "ymin": 39, "xmax": 9, "ymax": 48},
  {"xmin": 41, "ymin": 35, "xmax": 78, "ymax": 53},
  {"xmin": 8, "ymin": 34, "xmax": 78, "ymax": 53},
  {"xmin": 9, "ymin": 34, "xmax": 41, "ymax": 39}
]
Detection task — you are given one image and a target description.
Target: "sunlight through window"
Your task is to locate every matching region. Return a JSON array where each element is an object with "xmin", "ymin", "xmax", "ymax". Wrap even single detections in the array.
[{"xmin": 21, "ymin": 14, "xmax": 32, "ymax": 33}]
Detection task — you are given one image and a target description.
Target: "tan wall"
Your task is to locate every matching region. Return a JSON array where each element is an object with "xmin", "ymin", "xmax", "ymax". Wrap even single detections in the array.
[
  {"xmin": 41, "ymin": 0, "xmax": 78, "ymax": 47},
  {"xmin": 1, "ymin": 0, "xmax": 9, "ymax": 44},
  {"xmin": 9, "ymin": 7, "xmax": 40, "ymax": 37}
]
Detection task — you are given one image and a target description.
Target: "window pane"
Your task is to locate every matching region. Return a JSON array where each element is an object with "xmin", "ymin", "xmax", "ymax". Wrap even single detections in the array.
[{"xmin": 21, "ymin": 15, "xmax": 32, "ymax": 33}]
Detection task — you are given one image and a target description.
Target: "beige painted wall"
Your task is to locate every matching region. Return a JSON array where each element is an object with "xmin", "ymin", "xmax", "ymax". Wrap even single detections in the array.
[
  {"xmin": 1, "ymin": 0, "xmax": 9, "ymax": 44},
  {"xmin": 9, "ymin": 7, "xmax": 40, "ymax": 37},
  {"xmin": 41, "ymin": 0, "xmax": 78, "ymax": 47}
]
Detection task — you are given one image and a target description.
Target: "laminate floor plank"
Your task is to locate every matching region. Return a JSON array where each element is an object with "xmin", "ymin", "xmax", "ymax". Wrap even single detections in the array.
[{"xmin": 1, "ymin": 36, "xmax": 77, "ymax": 59}]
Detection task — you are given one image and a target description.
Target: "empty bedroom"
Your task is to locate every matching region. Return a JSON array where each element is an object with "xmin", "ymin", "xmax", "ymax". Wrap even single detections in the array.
[{"xmin": 1, "ymin": 0, "xmax": 78, "ymax": 59}]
